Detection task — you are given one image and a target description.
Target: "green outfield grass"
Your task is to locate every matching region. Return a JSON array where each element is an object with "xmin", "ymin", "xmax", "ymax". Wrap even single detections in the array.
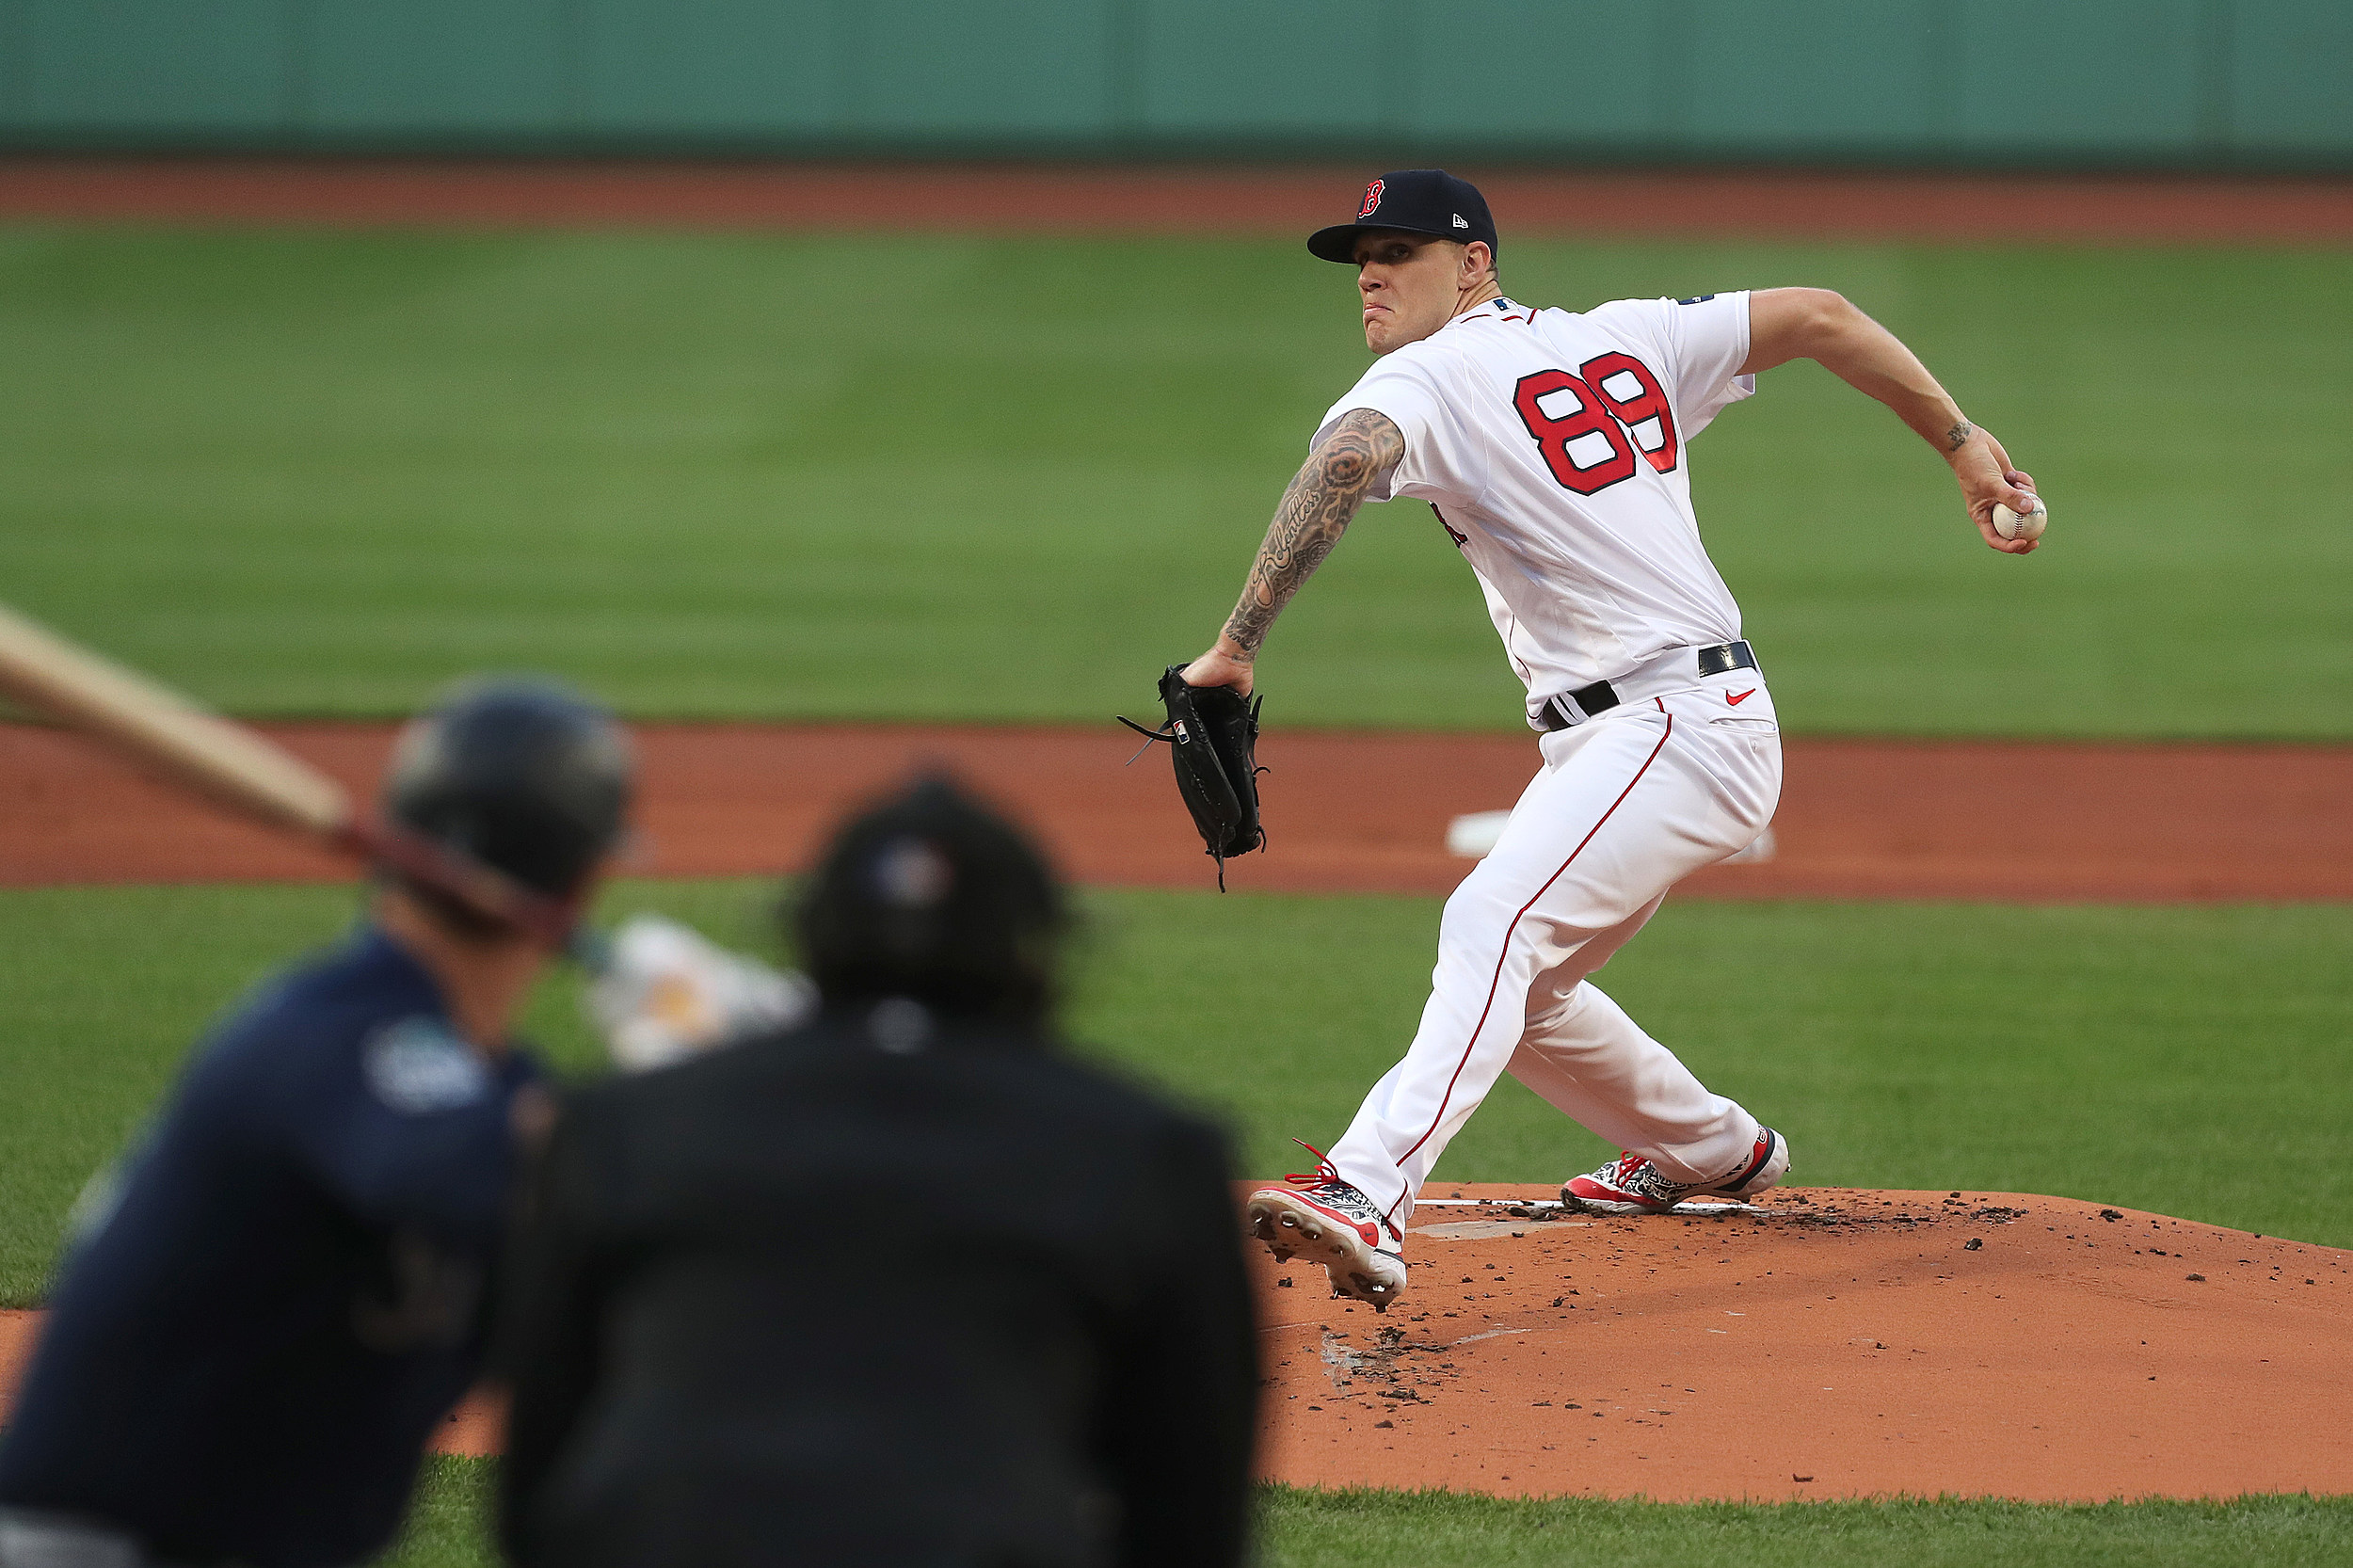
[
  {"xmin": 0, "ymin": 229, "xmax": 2345, "ymax": 737},
  {"xmin": 385, "ymin": 1459, "xmax": 2353, "ymax": 1568},
  {"xmin": 5, "ymin": 879, "xmax": 2347, "ymax": 1306},
  {"xmin": 1251, "ymin": 1487, "xmax": 2353, "ymax": 1568}
]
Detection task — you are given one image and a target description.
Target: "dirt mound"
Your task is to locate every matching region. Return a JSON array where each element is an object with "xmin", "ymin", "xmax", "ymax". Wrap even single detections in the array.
[
  {"xmin": 1254, "ymin": 1185, "xmax": 2352, "ymax": 1501},
  {"xmin": 4, "ymin": 721, "xmax": 2349, "ymax": 902}
]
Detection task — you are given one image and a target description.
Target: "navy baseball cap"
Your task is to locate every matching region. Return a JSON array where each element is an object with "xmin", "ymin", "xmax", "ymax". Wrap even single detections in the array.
[{"xmin": 1308, "ymin": 168, "xmax": 1498, "ymax": 264}]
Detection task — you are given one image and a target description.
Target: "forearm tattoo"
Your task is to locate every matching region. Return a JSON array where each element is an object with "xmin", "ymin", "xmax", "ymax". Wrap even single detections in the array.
[
  {"xmin": 1222, "ymin": 408, "xmax": 1403, "ymax": 658},
  {"xmin": 1945, "ymin": 419, "xmax": 1973, "ymax": 452}
]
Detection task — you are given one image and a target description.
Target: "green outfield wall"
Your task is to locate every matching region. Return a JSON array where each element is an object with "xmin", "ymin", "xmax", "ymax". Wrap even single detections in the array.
[{"xmin": 0, "ymin": 0, "xmax": 2345, "ymax": 168}]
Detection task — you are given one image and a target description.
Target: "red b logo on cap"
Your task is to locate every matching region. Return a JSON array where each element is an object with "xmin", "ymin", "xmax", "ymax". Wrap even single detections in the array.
[{"xmin": 1358, "ymin": 179, "xmax": 1385, "ymax": 219}]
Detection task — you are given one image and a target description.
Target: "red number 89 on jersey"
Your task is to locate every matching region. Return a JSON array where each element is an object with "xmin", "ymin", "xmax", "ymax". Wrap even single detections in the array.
[{"xmin": 1512, "ymin": 354, "xmax": 1679, "ymax": 496}]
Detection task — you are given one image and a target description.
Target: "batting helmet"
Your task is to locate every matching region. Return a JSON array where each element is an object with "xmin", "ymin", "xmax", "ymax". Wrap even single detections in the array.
[
  {"xmin": 381, "ymin": 677, "xmax": 634, "ymax": 904},
  {"xmin": 795, "ymin": 775, "xmax": 1067, "ymax": 1023}
]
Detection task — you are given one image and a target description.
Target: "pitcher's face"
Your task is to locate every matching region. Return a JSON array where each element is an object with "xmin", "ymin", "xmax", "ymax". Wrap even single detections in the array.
[{"xmin": 1353, "ymin": 232, "xmax": 1488, "ymax": 354}]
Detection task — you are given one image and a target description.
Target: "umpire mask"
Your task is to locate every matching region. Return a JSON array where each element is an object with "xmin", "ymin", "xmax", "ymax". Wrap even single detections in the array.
[{"xmin": 796, "ymin": 776, "xmax": 1067, "ymax": 1025}]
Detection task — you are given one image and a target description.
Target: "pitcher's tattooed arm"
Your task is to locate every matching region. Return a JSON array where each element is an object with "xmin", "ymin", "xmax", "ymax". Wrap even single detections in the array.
[
  {"xmin": 1221, "ymin": 408, "xmax": 1403, "ymax": 658},
  {"xmin": 1945, "ymin": 419, "xmax": 1973, "ymax": 452}
]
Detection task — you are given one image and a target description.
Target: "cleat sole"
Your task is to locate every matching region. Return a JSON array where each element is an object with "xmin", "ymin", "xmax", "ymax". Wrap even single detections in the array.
[{"xmin": 1243, "ymin": 1186, "xmax": 1408, "ymax": 1309}]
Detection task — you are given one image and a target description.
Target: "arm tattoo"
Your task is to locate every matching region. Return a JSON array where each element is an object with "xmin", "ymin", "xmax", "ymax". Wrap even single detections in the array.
[
  {"xmin": 1222, "ymin": 408, "xmax": 1404, "ymax": 658},
  {"xmin": 1945, "ymin": 419, "xmax": 1973, "ymax": 452}
]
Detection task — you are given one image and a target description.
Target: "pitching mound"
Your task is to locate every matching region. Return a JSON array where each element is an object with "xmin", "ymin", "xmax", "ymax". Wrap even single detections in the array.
[{"xmin": 1252, "ymin": 1185, "xmax": 2351, "ymax": 1501}]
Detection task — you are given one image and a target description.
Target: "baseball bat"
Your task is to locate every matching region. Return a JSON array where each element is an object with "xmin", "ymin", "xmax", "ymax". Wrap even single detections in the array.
[{"xmin": 0, "ymin": 602, "xmax": 576, "ymax": 945}]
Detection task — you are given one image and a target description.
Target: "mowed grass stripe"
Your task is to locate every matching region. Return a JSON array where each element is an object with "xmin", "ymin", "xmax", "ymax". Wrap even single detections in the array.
[
  {"xmin": 5, "ymin": 881, "xmax": 2347, "ymax": 1306},
  {"xmin": 385, "ymin": 1461, "xmax": 2353, "ymax": 1567},
  {"xmin": 1252, "ymin": 1486, "xmax": 2353, "ymax": 1568},
  {"xmin": 0, "ymin": 230, "xmax": 2345, "ymax": 736}
]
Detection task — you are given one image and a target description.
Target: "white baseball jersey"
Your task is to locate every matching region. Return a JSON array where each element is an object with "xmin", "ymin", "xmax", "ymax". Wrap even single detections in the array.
[{"xmin": 1315, "ymin": 291, "xmax": 1756, "ymax": 724}]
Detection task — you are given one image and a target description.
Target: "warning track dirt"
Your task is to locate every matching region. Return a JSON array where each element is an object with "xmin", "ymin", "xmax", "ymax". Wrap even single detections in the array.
[{"xmin": 5, "ymin": 158, "xmax": 2349, "ymax": 245}]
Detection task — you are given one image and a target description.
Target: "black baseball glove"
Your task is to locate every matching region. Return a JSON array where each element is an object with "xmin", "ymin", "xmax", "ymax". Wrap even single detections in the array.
[{"xmin": 1119, "ymin": 664, "xmax": 1265, "ymax": 889}]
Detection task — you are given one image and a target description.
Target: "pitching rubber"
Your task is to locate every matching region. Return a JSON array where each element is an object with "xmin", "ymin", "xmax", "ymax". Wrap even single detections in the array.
[{"xmin": 1244, "ymin": 1189, "xmax": 1407, "ymax": 1310}]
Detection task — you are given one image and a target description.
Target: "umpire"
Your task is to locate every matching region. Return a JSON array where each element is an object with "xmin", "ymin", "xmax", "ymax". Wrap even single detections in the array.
[
  {"xmin": 0, "ymin": 679, "xmax": 632, "ymax": 1568},
  {"xmin": 498, "ymin": 776, "xmax": 1258, "ymax": 1568}
]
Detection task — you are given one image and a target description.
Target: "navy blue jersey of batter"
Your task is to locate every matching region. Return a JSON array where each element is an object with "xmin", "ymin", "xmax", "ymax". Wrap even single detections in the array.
[{"xmin": 0, "ymin": 925, "xmax": 540, "ymax": 1568}]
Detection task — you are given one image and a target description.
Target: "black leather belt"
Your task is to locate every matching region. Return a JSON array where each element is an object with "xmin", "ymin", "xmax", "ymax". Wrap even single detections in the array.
[{"xmin": 1537, "ymin": 640, "xmax": 1756, "ymax": 732}]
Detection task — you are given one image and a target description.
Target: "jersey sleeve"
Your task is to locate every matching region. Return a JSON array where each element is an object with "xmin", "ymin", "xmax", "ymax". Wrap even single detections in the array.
[
  {"xmin": 273, "ymin": 1017, "xmax": 533, "ymax": 1250},
  {"xmin": 1312, "ymin": 349, "xmax": 1485, "ymax": 506},
  {"xmin": 1593, "ymin": 290, "xmax": 1756, "ymax": 439}
]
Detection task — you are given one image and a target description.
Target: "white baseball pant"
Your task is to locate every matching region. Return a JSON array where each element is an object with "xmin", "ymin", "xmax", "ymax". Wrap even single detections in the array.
[{"xmin": 1326, "ymin": 675, "xmax": 1783, "ymax": 1229}]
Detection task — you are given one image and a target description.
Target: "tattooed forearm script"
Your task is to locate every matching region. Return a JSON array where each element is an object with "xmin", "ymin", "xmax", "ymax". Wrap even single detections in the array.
[
  {"xmin": 1945, "ymin": 419, "xmax": 1973, "ymax": 452},
  {"xmin": 1221, "ymin": 408, "xmax": 1404, "ymax": 658}
]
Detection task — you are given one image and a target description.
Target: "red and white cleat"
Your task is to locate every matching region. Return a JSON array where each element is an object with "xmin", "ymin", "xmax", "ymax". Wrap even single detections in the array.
[
  {"xmin": 1562, "ymin": 1127, "xmax": 1790, "ymax": 1216},
  {"xmin": 1244, "ymin": 1144, "xmax": 1407, "ymax": 1311}
]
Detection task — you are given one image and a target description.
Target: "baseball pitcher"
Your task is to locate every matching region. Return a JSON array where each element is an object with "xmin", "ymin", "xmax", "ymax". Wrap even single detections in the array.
[{"xmin": 1182, "ymin": 169, "xmax": 2040, "ymax": 1310}]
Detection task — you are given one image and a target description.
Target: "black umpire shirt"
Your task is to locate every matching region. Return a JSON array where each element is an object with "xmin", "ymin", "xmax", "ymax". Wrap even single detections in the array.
[{"xmin": 497, "ymin": 1000, "xmax": 1258, "ymax": 1568}]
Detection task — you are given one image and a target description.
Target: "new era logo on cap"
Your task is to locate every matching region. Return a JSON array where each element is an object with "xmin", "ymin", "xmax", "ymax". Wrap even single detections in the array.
[{"xmin": 1452, "ymin": 214, "xmax": 1469, "ymax": 228}]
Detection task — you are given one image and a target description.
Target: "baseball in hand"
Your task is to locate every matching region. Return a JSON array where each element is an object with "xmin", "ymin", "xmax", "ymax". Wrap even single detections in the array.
[{"xmin": 1992, "ymin": 496, "xmax": 2047, "ymax": 541}]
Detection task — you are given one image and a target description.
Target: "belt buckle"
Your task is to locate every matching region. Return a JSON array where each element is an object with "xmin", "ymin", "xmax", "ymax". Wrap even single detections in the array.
[{"xmin": 1696, "ymin": 640, "xmax": 1754, "ymax": 680}]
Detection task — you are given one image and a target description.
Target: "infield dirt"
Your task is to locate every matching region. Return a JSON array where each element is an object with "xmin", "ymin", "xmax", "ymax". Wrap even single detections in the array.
[
  {"xmin": 4, "ymin": 721, "xmax": 2348, "ymax": 903},
  {"xmin": 4, "ymin": 1186, "xmax": 2346, "ymax": 1500}
]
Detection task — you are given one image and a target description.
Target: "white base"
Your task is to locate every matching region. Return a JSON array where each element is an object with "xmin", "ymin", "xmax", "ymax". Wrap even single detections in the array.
[{"xmin": 1445, "ymin": 809, "xmax": 1513, "ymax": 858}]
